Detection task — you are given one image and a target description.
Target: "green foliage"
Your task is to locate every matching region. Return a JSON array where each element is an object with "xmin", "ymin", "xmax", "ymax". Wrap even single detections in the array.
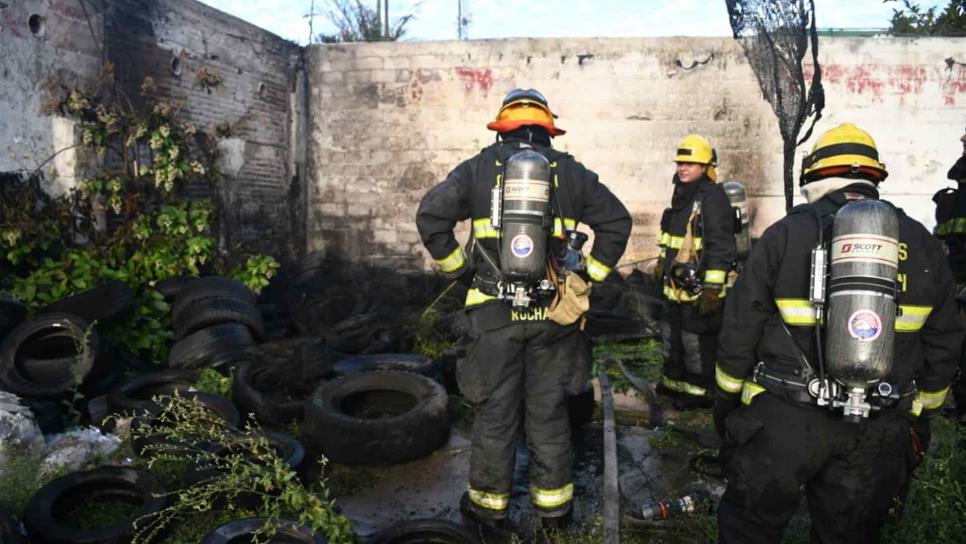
[
  {"xmin": 231, "ymin": 254, "xmax": 280, "ymax": 295},
  {"xmin": 592, "ymin": 338, "xmax": 663, "ymax": 394},
  {"xmin": 0, "ymin": 450, "xmax": 63, "ymax": 514},
  {"xmin": 194, "ymin": 368, "xmax": 233, "ymax": 398},
  {"xmin": 2, "ymin": 71, "xmax": 278, "ymax": 362},
  {"xmin": 886, "ymin": 0, "xmax": 966, "ymax": 36},
  {"xmin": 132, "ymin": 395, "xmax": 355, "ymax": 544},
  {"xmin": 315, "ymin": 0, "xmax": 415, "ymax": 43},
  {"xmin": 883, "ymin": 417, "xmax": 966, "ymax": 543},
  {"xmin": 411, "ymin": 307, "xmax": 455, "ymax": 360}
]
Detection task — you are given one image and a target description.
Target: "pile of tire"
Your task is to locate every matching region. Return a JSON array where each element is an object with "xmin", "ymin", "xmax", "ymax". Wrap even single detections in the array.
[
  {"xmin": 0, "ymin": 281, "xmax": 137, "ymax": 433},
  {"xmin": 168, "ymin": 276, "xmax": 262, "ymax": 370}
]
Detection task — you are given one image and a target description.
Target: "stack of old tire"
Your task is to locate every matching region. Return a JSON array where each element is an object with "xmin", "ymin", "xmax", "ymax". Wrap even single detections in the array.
[
  {"xmin": 167, "ymin": 276, "xmax": 262, "ymax": 370},
  {"xmin": 0, "ymin": 281, "xmax": 136, "ymax": 433}
]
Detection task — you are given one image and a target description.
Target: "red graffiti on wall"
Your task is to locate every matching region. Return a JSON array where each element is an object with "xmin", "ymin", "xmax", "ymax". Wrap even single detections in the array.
[
  {"xmin": 454, "ymin": 67, "xmax": 493, "ymax": 95},
  {"xmin": 802, "ymin": 63, "xmax": 944, "ymax": 102},
  {"xmin": 945, "ymin": 64, "xmax": 966, "ymax": 105}
]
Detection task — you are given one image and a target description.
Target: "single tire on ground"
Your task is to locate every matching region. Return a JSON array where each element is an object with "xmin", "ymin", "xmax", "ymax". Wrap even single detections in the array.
[
  {"xmin": 0, "ymin": 314, "xmax": 99, "ymax": 398},
  {"xmin": 167, "ymin": 323, "xmax": 254, "ymax": 369},
  {"xmin": 333, "ymin": 354, "xmax": 438, "ymax": 379},
  {"xmin": 172, "ymin": 276, "xmax": 256, "ymax": 318},
  {"xmin": 186, "ymin": 430, "xmax": 305, "ymax": 485},
  {"xmin": 107, "ymin": 369, "xmax": 199, "ymax": 414},
  {"xmin": 232, "ymin": 358, "xmax": 311, "ymax": 425},
  {"xmin": 201, "ymin": 517, "xmax": 326, "ymax": 544},
  {"xmin": 172, "ymin": 296, "xmax": 264, "ymax": 341},
  {"xmin": 303, "ymin": 370, "xmax": 450, "ymax": 466},
  {"xmin": 372, "ymin": 519, "xmax": 483, "ymax": 544},
  {"xmin": 38, "ymin": 280, "xmax": 135, "ymax": 325},
  {"xmin": 131, "ymin": 391, "xmax": 240, "ymax": 458},
  {"xmin": 23, "ymin": 466, "xmax": 169, "ymax": 544}
]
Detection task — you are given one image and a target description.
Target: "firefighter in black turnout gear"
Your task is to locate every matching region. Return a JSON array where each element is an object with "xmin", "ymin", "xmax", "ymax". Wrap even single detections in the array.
[
  {"xmin": 932, "ymin": 128, "xmax": 966, "ymax": 417},
  {"xmin": 714, "ymin": 123, "xmax": 964, "ymax": 544},
  {"xmin": 655, "ymin": 134, "xmax": 736, "ymax": 408},
  {"xmin": 416, "ymin": 89, "xmax": 631, "ymax": 529}
]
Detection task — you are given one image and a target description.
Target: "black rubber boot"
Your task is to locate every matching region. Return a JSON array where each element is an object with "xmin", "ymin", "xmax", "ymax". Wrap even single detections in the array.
[{"xmin": 459, "ymin": 492, "xmax": 512, "ymax": 537}]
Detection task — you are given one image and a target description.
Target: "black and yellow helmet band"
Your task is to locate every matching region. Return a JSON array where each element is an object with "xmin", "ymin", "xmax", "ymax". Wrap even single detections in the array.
[{"xmin": 802, "ymin": 142, "xmax": 879, "ymax": 170}]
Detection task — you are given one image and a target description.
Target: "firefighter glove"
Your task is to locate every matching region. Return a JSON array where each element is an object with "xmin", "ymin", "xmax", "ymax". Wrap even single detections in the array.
[
  {"xmin": 442, "ymin": 263, "xmax": 474, "ymax": 287},
  {"xmin": 695, "ymin": 286, "xmax": 723, "ymax": 315},
  {"xmin": 713, "ymin": 389, "xmax": 741, "ymax": 440}
]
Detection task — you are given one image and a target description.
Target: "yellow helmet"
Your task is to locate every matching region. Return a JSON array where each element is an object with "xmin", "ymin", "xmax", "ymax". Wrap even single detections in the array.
[
  {"xmin": 800, "ymin": 123, "xmax": 888, "ymax": 185},
  {"xmin": 674, "ymin": 134, "xmax": 717, "ymax": 181}
]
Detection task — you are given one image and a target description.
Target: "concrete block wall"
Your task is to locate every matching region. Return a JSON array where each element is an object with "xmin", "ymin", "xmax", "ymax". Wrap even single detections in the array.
[{"xmin": 306, "ymin": 36, "xmax": 966, "ymax": 272}]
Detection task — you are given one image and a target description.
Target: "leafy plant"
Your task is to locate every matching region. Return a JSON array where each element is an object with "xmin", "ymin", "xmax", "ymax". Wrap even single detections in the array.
[
  {"xmin": 194, "ymin": 368, "xmax": 232, "ymax": 398},
  {"xmin": 132, "ymin": 395, "xmax": 355, "ymax": 544}
]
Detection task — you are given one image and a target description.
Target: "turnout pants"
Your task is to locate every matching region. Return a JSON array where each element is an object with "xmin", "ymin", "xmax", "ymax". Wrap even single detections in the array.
[
  {"xmin": 660, "ymin": 302, "xmax": 720, "ymax": 396},
  {"xmin": 718, "ymin": 392, "xmax": 911, "ymax": 544},
  {"xmin": 458, "ymin": 316, "xmax": 580, "ymax": 518},
  {"xmin": 952, "ymin": 283, "xmax": 966, "ymax": 416}
]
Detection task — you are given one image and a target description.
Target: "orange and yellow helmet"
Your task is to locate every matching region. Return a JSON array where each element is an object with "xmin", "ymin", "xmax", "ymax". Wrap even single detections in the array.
[{"xmin": 487, "ymin": 88, "xmax": 565, "ymax": 136}]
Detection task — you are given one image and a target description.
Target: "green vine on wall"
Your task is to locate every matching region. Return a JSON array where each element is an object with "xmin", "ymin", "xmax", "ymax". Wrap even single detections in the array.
[{"xmin": 1, "ymin": 65, "xmax": 278, "ymax": 363}]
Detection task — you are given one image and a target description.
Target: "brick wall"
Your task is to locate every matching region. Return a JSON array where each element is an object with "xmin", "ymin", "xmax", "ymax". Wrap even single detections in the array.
[
  {"xmin": 0, "ymin": 0, "xmax": 302, "ymax": 262},
  {"xmin": 306, "ymin": 37, "xmax": 966, "ymax": 273}
]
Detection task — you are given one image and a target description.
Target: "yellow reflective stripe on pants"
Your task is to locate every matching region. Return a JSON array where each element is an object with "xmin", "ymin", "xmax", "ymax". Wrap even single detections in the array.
[
  {"xmin": 715, "ymin": 365, "xmax": 744, "ymax": 394},
  {"xmin": 910, "ymin": 398, "xmax": 923, "ymax": 417},
  {"xmin": 663, "ymin": 284, "xmax": 698, "ymax": 302},
  {"xmin": 468, "ymin": 487, "xmax": 509, "ymax": 511},
  {"xmin": 916, "ymin": 387, "xmax": 949, "ymax": 411},
  {"xmin": 586, "ymin": 255, "xmax": 611, "ymax": 282},
  {"xmin": 775, "ymin": 298, "xmax": 817, "ymax": 326},
  {"xmin": 660, "ymin": 375, "xmax": 708, "ymax": 397},
  {"xmin": 465, "ymin": 288, "xmax": 497, "ymax": 307},
  {"xmin": 896, "ymin": 305, "xmax": 933, "ymax": 332},
  {"xmin": 436, "ymin": 247, "xmax": 466, "ymax": 273},
  {"xmin": 472, "ymin": 218, "xmax": 499, "ymax": 239},
  {"xmin": 551, "ymin": 217, "xmax": 577, "ymax": 238},
  {"xmin": 741, "ymin": 381, "xmax": 766, "ymax": 405},
  {"xmin": 659, "ymin": 231, "xmax": 671, "ymax": 248},
  {"xmin": 530, "ymin": 483, "xmax": 574, "ymax": 509},
  {"xmin": 704, "ymin": 269, "xmax": 727, "ymax": 285}
]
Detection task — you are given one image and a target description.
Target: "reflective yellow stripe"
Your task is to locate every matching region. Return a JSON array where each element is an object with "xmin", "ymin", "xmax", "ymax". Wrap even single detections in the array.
[
  {"xmin": 664, "ymin": 235, "xmax": 703, "ymax": 250},
  {"xmin": 704, "ymin": 269, "xmax": 727, "ymax": 285},
  {"xmin": 741, "ymin": 381, "xmax": 766, "ymax": 405},
  {"xmin": 659, "ymin": 231, "xmax": 671, "ymax": 248},
  {"xmin": 660, "ymin": 375, "xmax": 708, "ymax": 397},
  {"xmin": 551, "ymin": 217, "xmax": 577, "ymax": 238},
  {"xmin": 910, "ymin": 398, "xmax": 923, "ymax": 417},
  {"xmin": 472, "ymin": 218, "xmax": 499, "ymax": 239},
  {"xmin": 436, "ymin": 247, "xmax": 466, "ymax": 273},
  {"xmin": 663, "ymin": 283, "xmax": 698, "ymax": 302},
  {"xmin": 468, "ymin": 487, "xmax": 509, "ymax": 511},
  {"xmin": 659, "ymin": 248, "xmax": 667, "ymax": 258},
  {"xmin": 715, "ymin": 365, "xmax": 744, "ymax": 394},
  {"xmin": 895, "ymin": 305, "xmax": 932, "ymax": 332},
  {"xmin": 775, "ymin": 298, "xmax": 817, "ymax": 326},
  {"xmin": 465, "ymin": 288, "xmax": 496, "ymax": 307},
  {"xmin": 937, "ymin": 217, "xmax": 966, "ymax": 236},
  {"xmin": 586, "ymin": 255, "xmax": 611, "ymax": 282},
  {"xmin": 530, "ymin": 483, "xmax": 574, "ymax": 508},
  {"xmin": 916, "ymin": 387, "xmax": 949, "ymax": 411}
]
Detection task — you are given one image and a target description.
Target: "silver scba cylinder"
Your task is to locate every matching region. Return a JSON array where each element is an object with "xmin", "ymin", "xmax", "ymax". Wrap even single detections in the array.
[
  {"xmin": 722, "ymin": 181, "xmax": 751, "ymax": 261},
  {"xmin": 499, "ymin": 150, "xmax": 551, "ymax": 284},
  {"xmin": 825, "ymin": 200, "xmax": 899, "ymax": 390}
]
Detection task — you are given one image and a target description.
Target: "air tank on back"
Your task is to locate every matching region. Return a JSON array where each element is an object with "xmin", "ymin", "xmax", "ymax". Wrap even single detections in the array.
[
  {"xmin": 498, "ymin": 150, "xmax": 551, "ymax": 284},
  {"xmin": 825, "ymin": 199, "xmax": 898, "ymax": 393},
  {"xmin": 722, "ymin": 181, "xmax": 751, "ymax": 261}
]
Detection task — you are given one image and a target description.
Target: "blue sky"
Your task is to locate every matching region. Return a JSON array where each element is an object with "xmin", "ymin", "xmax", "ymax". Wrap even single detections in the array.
[{"xmin": 197, "ymin": 0, "xmax": 947, "ymax": 44}]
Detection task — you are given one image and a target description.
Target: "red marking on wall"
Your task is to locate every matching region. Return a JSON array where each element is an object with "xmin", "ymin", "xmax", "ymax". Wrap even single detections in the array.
[
  {"xmin": 454, "ymin": 67, "xmax": 493, "ymax": 95},
  {"xmin": 804, "ymin": 62, "xmax": 963, "ymax": 105}
]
